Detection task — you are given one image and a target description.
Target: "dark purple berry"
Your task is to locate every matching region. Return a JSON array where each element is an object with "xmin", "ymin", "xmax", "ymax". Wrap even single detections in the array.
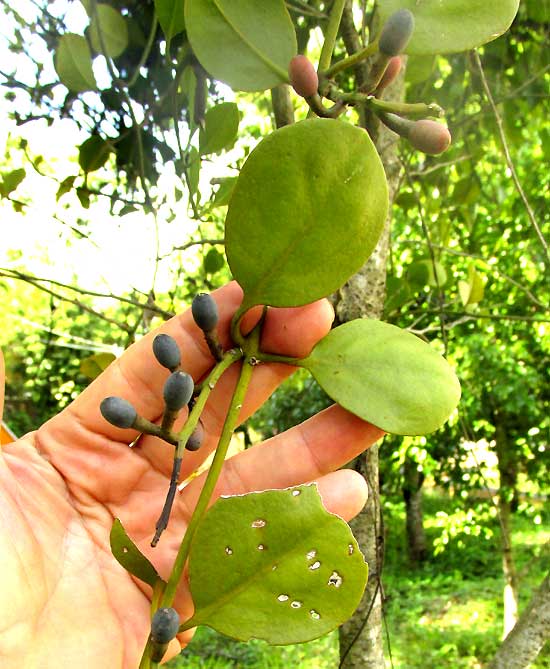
[
  {"xmin": 163, "ymin": 371, "xmax": 194, "ymax": 411},
  {"xmin": 100, "ymin": 397, "xmax": 137, "ymax": 429},
  {"xmin": 152, "ymin": 333, "xmax": 181, "ymax": 370},
  {"xmin": 151, "ymin": 607, "xmax": 180, "ymax": 644},
  {"xmin": 186, "ymin": 423, "xmax": 204, "ymax": 452},
  {"xmin": 191, "ymin": 293, "xmax": 219, "ymax": 332},
  {"xmin": 379, "ymin": 9, "xmax": 415, "ymax": 56}
]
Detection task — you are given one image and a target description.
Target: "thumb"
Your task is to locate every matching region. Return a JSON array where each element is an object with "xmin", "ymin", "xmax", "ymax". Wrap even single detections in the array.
[{"xmin": 0, "ymin": 348, "xmax": 4, "ymax": 421}]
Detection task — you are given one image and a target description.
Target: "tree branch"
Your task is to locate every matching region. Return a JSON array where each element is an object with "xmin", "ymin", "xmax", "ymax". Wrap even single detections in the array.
[{"xmin": 472, "ymin": 51, "xmax": 549, "ymax": 266}]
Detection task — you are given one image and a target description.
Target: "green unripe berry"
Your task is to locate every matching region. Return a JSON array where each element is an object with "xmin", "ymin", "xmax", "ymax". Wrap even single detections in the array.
[
  {"xmin": 379, "ymin": 9, "xmax": 415, "ymax": 56},
  {"xmin": 100, "ymin": 397, "xmax": 137, "ymax": 429},
  {"xmin": 152, "ymin": 333, "xmax": 181, "ymax": 371},
  {"xmin": 288, "ymin": 55, "xmax": 319, "ymax": 98},
  {"xmin": 163, "ymin": 371, "xmax": 194, "ymax": 411},
  {"xmin": 409, "ymin": 119, "xmax": 451, "ymax": 155},
  {"xmin": 151, "ymin": 607, "xmax": 180, "ymax": 644},
  {"xmin": 186, "ymin": 422, "xmax": 204, "ymax": 452},
  {"xmin": 191, "ymin": 293, "xmax": 219, "ymax": 332}
]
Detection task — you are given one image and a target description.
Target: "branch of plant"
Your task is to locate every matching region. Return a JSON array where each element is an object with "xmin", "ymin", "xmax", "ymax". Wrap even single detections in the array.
[
  {"xmin": 472, "ymin": 51, "xmax": 549, "ymax": 267},
  {"xmin": 318, "ymin": 0, "xmax": 347, "ymax": 73},
  {"xmin": 0, "ymin": 268, "xmax": 175, "ymax": 319},
  {"xmin": 151, "ymin": 348, "xmax": 243, "ymax": 547},
  {"xmin": 331, "ymin": 90, "xmax": 444, "ymax": 119},
  {"xmin": 322, "ymin": 39, "xmax": 378, "ymax": 79},
  {"xmin": 0, "ymin": 270, "xmax": 134, "ymax": 333},
  {"xmin": 149, "ymin": 353, "xmax": 253, "ymax": 651}
]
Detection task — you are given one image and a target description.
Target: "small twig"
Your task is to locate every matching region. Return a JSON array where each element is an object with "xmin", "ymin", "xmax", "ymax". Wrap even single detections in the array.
[
  {"xmin": 2, "ymin": 272, "xmax": 133, "ymax": 333},
  {"xmin": 0, "ymin": 268, "xmax": 175, "ymax": 318},
  {"xmin": 151, "ymin": 456, "xmax": 183, "ymax": 547},
  {"xmin": 402, "ymin": 161, "xmax": 449, "ymax": 354},
  {"xmin": 473, "ymin": 51, "xmax": 549, "ymax": 266}
]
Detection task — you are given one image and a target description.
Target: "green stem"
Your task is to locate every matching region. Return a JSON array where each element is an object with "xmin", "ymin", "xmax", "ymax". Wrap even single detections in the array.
[
  {"xmin": 367, "ymin": 98, "xmax": 444, "ymax": 118},
  {"xmin": 127, "ymin": 17, "xmax": 158, "ymax": 88},
  {"xmin": 230, "ymin": 304, "xmax": 249, "ymax": 348},
  {"xmin": 318, "ymin": 0, "xmax": 346, "ymax": 73},
  {"xmin": 323, "ymin": 40, "xmax": 378, "ymax": 79},
  {"xmin": 253, "ymin": 351, "xmax": 304, "ymax": 366},
  {"xmin": 160, "ymin": 355, "xmax": 254, "ymax": 607},
  {"xmin": 139, "ymin": 651, "xmax": 152, "ymax": 669}
]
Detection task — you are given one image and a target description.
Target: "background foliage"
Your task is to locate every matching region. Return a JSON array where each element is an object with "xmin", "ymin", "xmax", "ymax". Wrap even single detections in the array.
[{"xmin": 0, "ymin": 0, "xmax": 548, "ymax": 666}]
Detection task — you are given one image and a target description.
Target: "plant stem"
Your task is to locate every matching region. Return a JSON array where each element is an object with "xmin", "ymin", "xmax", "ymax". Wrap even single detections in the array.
[
  {"xmin": 151, "ymin": 348, "xmax": 242, "ymax": 546},
  {"xmin": 253, "ymin": 351, "xmax": 304, "ymax": 366},
  {"xmin": 323, "ymin": 40, "xmax": 378, "ymax": 79},
  {"xmin": 318, "ymin": 0, "xmax": 347, "ymax": 73},
  {"xmin": 160, "ymin": 355, "xmax": 254, "ymax": 607}
]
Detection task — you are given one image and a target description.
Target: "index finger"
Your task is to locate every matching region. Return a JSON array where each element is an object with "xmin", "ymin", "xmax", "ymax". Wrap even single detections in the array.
[{"xmin": 49, "ymin": 282, "xmax": 333, "ymax": 446}]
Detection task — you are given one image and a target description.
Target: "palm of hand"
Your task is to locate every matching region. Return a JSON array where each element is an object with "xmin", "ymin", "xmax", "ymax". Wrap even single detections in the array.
[{"xmin": 0, "ymin": 284, "xmax": 382, "ymax": 669}]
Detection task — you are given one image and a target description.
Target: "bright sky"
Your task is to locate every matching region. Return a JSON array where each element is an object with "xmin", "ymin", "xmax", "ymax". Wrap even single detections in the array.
[{"xmin": 0, "ymin": 0, "xmax": 243, "ymax": 300}]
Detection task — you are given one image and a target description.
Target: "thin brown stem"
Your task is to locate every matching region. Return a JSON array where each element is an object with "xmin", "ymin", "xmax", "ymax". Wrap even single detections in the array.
[{"xmin": 473, "ymin": 51, "xmax": 549, "ymax": 265}]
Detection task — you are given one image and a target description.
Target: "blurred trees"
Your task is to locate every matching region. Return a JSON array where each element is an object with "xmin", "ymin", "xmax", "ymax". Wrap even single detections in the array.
[{"xmin": 0, "ymin": 0, "xmax": 548, "ymax": 666}]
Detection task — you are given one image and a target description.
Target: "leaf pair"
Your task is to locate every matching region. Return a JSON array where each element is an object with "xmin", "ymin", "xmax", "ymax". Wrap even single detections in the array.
[{"xmin": 224, "ymin": 117, "xmax": 460, "ymax": 435}]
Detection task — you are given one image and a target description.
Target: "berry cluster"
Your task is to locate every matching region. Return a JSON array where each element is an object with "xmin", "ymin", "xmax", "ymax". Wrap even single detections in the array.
[
  {"xmin": 287, "ymin": 9, "xmax": 451, "ymax": 156},
  {"xmin": 100, "ymin": 292, "xmax": 222, "ymax": 548}
]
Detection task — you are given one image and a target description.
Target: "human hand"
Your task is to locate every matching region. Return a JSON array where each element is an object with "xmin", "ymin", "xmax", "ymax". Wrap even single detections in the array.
[{"xmin": 0, "ymin": 282, "xmax": 383, "ymax": 668}]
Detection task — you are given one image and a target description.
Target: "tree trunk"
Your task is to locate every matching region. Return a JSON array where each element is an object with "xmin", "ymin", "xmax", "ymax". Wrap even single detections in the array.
[
  {"xmin": 495, "ymin": 420, "xmax": 520, "ymax": 638},
  {"xmin": 403, "ymin": 452, "xmax": 427, "ymax": 564},
  {"xmin": 336, "ymin": 5, "xmax": 405, "ymax": 666},
  {"xmin": 488, "ymin": 574, "xmax": 550, "ymax": 669}
]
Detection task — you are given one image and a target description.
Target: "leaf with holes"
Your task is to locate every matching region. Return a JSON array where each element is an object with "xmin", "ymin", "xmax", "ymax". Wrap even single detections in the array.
[
  {"xmin": 185, "ymin": 0, "xmax": 296, "ymax": 91},
  {"xmin": 378, "ymin": 0, "xmax": 520, "ymax": 55},
  {"xmin": 199, "ymin": 102, "xmax": 240, "ymax": 155},
  {"xmin": 110, "ymin": 519, "xmax": 164, "ymax": 589},
  {"xmin": 185, "ymin": 485, "xmax": 367, "ymax": 644},
  {"xmin": 301, "ymin": 319, "xmax": 461, "ymax": 435},
  {"xmin": 225, "ymin": 118, "xmax": 388, "ymax": 310},
  {"xmin": 55, "ymin": 33, "xmax": 97, "ymax": 92}
]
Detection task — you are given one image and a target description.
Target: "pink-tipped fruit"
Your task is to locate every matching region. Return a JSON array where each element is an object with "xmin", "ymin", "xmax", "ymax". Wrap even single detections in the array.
[
  {"xmin": 409, "ymin": 119, "xmax": 452, "ymax": 155},
  {"xmin": 375, "ymin": 56, "xmax": 402, "ymax": 94},
  {"xmin": 288, "ymin": 55, "xmax": 319, "ymax": 98}
]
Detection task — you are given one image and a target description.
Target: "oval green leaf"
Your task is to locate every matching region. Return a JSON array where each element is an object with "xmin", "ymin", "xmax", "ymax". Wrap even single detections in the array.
[
  {"xmin": 79, "ymin": 352, "xmax": 116, "ymax": 380},
  {"xmin": 407, "ymin": 259, "xmax": 447, "ymax": 288},
  {"xmin": 378, "ymin": 0, "xmax": 520, "ymax": 55},
  {"xmin": 154, "ymin": 0, "xmax": 186, "ymax": 41},
  {"xmin": 185, "ymin": 0, "xmax": 296, "ymax": 91},
  {"xmin": 110, "ymin": 519, "xmax": 164, "ymax": 589},
  {"xmin": 301, "ymin": 319, "xmax": 461, "ymax": 435},
  {"xmin": 89, "ymin": 4, "xmax": 129, "ymax": 58},
  {"xmin": 0, "ymin": 168, "xmax": 26, "ymax": 197},
  {"xmin": 225, "ymin": 118, "xmax": 388, "ymax": 309},
  {"xmin": 186, "ymin": 484, "xmax": 368, "ymax": 644},
  {"xmin": 78, "ymin": 135, "xmax": 112, "ymax": 173},
  {"xmin": 55, "ymin": 33, "xmax": 97, "ymax": 92},
  {"xmin": 199, "ymin": 102, "xmax": 240, "ymax": 155}
]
